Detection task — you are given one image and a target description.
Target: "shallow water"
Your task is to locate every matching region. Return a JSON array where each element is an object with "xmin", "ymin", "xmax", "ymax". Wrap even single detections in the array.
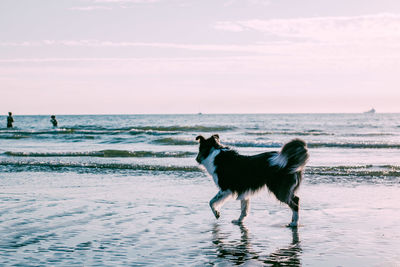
[
  {"xmin": 1, "ymin": 114, "xmax": 399, "ymax": 266},
  {"xmin": 1, "ymin": 172, "xmax": 399, "ymax": 266}
]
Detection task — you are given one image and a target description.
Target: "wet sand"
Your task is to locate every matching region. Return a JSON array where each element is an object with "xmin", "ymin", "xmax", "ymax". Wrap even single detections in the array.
[{"xmin": 1, "ymin": 172, "xmax": 399, "ymax": 266}]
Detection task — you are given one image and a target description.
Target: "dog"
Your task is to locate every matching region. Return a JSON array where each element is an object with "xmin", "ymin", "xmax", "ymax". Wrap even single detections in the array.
[{"xmin": 195, "ymin": 134, "xmax": 309, "ymax": 227}]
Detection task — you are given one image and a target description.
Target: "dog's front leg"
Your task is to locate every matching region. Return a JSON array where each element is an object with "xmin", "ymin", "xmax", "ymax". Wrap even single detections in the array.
[
  {"xmin": 232, "ymin": 199, "xmax": 250, "ymax": 224},
  {"xmin": 209, "ymin": 190, "xmax": 232, "ymax": 219}
]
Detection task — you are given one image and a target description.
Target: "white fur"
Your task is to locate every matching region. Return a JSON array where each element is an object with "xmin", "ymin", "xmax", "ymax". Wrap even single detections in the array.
[
  {"xmin": 210, "ymin": 190, "xmax": 232, "ymax": 209},
  {"xmin": 201, "ymin": 148, "xmax": 220, "ymax": 186},
  {"xmin": 236, "ymin": 186, "xmax": 265, "ymax": 200},
  {"xmin": 210, "ymin": 190, "xmax": 232, "ymax": 219},
  {"xmin": 269, "ymin": 153, "xmax": 287, "ymax": 168},
  {"xmin": 232, "ymin": 199, "xmax": 250, "ymax": 224}
]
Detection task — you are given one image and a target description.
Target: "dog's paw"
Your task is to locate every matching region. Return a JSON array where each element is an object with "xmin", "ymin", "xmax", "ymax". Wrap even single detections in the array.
[
  {"xmin": 231, "ymin": 219, "xmax": 243, "ymax": 225},
  {"xmin": 213, "ymin": 210, "xmax": 220, "ymax": 219},
  {"xmin": 286, "ymin": 221, "xmax": 298, "ymax": 228}
]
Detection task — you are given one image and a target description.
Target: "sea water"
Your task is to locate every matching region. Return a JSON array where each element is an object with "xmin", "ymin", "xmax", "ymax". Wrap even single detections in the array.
[{"xmin": 0, "ymin": 114, "xmax": 399, "ymax": 266}]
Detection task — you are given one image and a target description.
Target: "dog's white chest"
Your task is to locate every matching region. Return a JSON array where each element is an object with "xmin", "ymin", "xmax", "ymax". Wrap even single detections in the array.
[{"xmin": 201, "ymin": 149, "xmax": 220, "ymax": 186}]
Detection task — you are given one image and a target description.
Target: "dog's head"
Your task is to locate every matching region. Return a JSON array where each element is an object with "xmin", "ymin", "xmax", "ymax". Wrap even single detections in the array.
[{"xmin": 195, "ymin": 134, "xmax": 221, "ymax": 163}]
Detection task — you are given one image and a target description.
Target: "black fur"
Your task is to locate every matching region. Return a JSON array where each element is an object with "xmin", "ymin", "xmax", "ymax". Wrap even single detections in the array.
[{"xmin": 196, "ymin": 135, "xmax": 309, "ymax": 205}]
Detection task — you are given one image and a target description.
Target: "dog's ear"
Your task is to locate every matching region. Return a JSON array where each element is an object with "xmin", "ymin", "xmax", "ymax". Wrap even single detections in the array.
[
  {"xmin": 212, "ymin": 134, "xmax": 219, "ymax": 141},
  {"xmin": 196, "ymin": 135, "xmax": 205, "ymax": 142}
]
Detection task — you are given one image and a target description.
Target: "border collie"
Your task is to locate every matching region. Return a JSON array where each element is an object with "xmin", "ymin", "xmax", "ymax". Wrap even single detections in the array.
[{"xmin": 195, "ymin": 134, "xmax": 309, "ymax": 227}]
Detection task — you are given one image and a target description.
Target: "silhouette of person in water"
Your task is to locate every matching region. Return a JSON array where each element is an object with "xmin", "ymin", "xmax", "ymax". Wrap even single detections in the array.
[
  {"xmin": 50, "ymin": 115, "xmax": 58, "ymax": 127},
  {"xmin": 7, "ymin": 112, "xmax": 14, "ymax": 128}
]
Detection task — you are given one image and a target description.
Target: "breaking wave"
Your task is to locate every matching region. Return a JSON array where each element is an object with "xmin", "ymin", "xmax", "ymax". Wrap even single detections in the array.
[
  {"xmin": 152, "ymin": 138, "xmax": 197, "ymax": 146},
  {"xmin": 246, "ymin": 130, "xmax": 333, "ymax": 136},
  {"xmin": 307, "ymin": 165, "xmax": 400, "ymax": 177},
  {"xmin": 307, "ymin": 142, "xmax": 400, "ymax": 149},
  {"xmin": 1, "ymin": 161, "xmax": 399, "ymax": 183},
  {"xmin": 0, "ymin": 125, "xmax": 234, "ymax": 135},
  {"xmin": 152, "ymin": 137, "xmax": 400, "ymax": 149},
  {"xmin": 153, "ymin": 138, "xmax": 400, "ymax": 149},
  {"xmin": 3, "ymin": 150, "xmax": 195, "ymax": 158},
  {"xmin": 0, "ymin": 161, "xmax": 202, "ymax": 174},
  {"xmin": 131, "ymin": 125, "xmax": 236, "ymax": 132},
  {"xmin": 306, "ymin": 165, "xmax": 400, "ymax": 184},
  {"xmin": 226, "ymin": 141, "xmax": 400, "ymax": 149}
]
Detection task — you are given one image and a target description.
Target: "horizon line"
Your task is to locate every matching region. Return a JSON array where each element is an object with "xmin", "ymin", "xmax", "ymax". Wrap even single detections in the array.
[{"xmin": 2, "ymin": 111, "xmax": 397, "ymax": 116}]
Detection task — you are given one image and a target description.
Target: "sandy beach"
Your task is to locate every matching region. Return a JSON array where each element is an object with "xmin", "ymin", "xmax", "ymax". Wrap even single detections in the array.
[
  {"xmin": 2, "ymin": 0, "xmax": 400, "ymax": 265},
  {"xmin": 1, "ymin": 171, "xmax": 400, "ymax": 266},
  {"xmin": 1, "ymin": 114, "xmax": 399, "ymax": 266}
]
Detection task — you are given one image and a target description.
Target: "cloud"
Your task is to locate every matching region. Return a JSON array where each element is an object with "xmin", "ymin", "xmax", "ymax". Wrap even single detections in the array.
[
  {"xmin": 69, "ymin": 6, "xmax": 112, "ymax": 11},
  {"xmin": 223, "ymin": 0, "xmax": 271, "ymax": 7},
  {"xmin": 92, "ymin": 0, "xmax": 160, "ymax": 3},
  {"xmin": 2, "ymin": 39, "xmax": 400, "ymax": 71},
  {"xmin": 215, "ymin": 13, "xmax": 400, "ymax": 43},
  {"xmin": 1, "ymin": 39, "xmax": 399, "ymax": 59},
  {"xmin": 0, "ymin": 40, "xmax": 285, "ymax": 53},
  {"xmin": 70, "ymin": 0, "xmax": 161, "ymax": 11},
  {"xmin": 2, "ymin": 13, "xmax": 400, "ymax": 77},
  {"xmin": 214, "ymin": 22, "xmax": 244, "ymax": 32}
]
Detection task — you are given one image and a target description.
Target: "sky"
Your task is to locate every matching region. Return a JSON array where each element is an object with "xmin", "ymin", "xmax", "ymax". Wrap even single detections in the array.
[{"xmin": 1, "ymin": 0, "xmax": 400, "ymax": 114}]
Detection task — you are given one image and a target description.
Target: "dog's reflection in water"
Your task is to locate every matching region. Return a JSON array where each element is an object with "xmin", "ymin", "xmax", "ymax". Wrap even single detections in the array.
[{"xmin": 211, "ymin": 223, "xmax": 301, "ymax": 266}]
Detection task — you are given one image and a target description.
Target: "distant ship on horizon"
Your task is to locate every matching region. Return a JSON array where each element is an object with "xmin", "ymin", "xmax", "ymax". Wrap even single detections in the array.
[{"xmin": 364, "ymin": 108, "xmax": 376, "ymax": 114}]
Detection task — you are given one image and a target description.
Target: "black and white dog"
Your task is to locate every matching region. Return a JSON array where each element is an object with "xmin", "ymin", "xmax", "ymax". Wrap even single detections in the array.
[{"xmin": 195, "ymin": 134, "xmax": 309, "ymax": 227}]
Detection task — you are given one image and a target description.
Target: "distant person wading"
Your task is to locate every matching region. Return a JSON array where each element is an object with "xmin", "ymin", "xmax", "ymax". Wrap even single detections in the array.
[
  {"xmin": 7, "ymin": 112, "xmax": 13, "ymax": 128},
  {"xmin": 50, "ymin": 115, "xmax": 58, "ymax": 127}
]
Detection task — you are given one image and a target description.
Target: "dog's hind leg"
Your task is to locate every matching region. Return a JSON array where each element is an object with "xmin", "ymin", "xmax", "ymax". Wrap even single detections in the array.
[
  {"xmin": 210, "ymin": 190, "xmax": 232, "ymax": 219},
  {"xmin": 287, "ymin": 195, "xmax": 299, "ymax": 227},
  {"xmin": 232, "ymin": 199, "xmax": 250, "ymax": 225}
]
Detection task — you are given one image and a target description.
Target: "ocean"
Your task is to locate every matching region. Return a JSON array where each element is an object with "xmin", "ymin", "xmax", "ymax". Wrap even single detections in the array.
[{"xmin": 1, "ymin": 113, "xmax": 399, "ymax": 266}]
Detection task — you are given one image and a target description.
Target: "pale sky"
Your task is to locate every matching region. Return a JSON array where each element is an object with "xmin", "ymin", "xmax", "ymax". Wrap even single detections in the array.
[{"xmin": 1, "ymin": 0, "xmax": 400, "ymax": 114}]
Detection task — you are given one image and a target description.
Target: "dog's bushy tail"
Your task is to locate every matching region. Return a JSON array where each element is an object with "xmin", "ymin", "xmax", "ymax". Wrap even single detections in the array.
[{"xmin": 270, "ymin": 139, "xmax": 309, "ymax": 173}]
